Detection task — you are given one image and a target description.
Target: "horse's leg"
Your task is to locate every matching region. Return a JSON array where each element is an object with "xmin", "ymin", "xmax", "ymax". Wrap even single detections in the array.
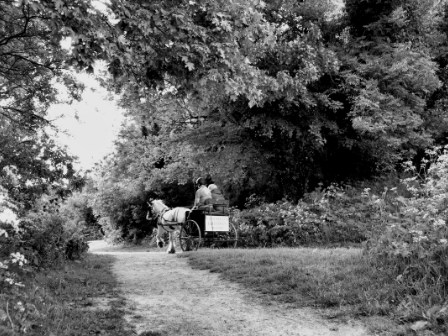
[
  {"xmin": 156, "ymin": 225, "xmax": 164, "ymax": 248},
  {"xmin": 167, "ymin": 231, "xmax": 176, "ymax": 254}
]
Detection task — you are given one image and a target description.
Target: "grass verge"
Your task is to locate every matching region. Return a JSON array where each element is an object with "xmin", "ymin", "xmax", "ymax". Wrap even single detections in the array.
[
  {"xmin": 0, "ymin": 254, "xmax": 134, "ymax": 336},
  {"xmin": 182, "ymin": 248, "xmax": 399, "ymax": 314},
  {"xmin": 181, "ymin": 248, "xmax": 416, "ymax": 335}
]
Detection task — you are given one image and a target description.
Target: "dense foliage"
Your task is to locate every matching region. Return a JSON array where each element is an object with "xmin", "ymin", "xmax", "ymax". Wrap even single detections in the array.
[
  {"xmin": 231, "ymin": 185, "xmax": 370, "ymax": 247},
  {"xmin": 91, "ymin": 178, "xmax": 153, "ymax": 243},
  {"xmin": 83, "ymin": 0, "xmax": 448, "ymax": 208},
  {"xmin": 0, "ymin": 210, "xmax": 88, "ymax": 291},
  {"xmin": 60, "ymin": 190, "xmax": 102, "ymax": 240},
  {"xmin": 0, "ymin": 0, "xmax": 89, "ymax": 204},
  {"xmin": 365, "ymin": 148, "xmax": 448, "ymax": 325}
]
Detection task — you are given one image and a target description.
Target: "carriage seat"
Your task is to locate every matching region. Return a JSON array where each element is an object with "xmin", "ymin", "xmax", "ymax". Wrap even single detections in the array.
[{"xmin": 205, "ymin": 199, "xmax": 229, "ymax": 216}]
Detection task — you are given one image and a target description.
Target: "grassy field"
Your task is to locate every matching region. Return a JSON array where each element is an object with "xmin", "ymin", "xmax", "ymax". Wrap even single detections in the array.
[
  {"xmin": 181, "ymin": 247, "xmax": 411, "ymax": 334},
  {"xmin": 0, "ymin": 254, "xmax": 133, "ymax": 336}
]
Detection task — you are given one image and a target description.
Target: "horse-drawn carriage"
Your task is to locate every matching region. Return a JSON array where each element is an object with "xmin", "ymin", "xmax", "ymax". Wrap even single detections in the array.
[{"xmin": 150, "ymin": 199, "xmax": 238, "ymax": 253}]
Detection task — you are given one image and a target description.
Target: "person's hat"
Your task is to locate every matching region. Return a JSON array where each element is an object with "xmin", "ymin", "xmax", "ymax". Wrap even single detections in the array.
[{"xmin": 195, "ymin": 177, "xmax": 206, "ymax": 185}]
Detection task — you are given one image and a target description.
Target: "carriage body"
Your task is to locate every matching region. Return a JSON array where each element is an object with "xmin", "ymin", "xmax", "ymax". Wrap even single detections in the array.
[{"xmin": 179, "ymin": 200, "xmax": 238, "ymax": 251}]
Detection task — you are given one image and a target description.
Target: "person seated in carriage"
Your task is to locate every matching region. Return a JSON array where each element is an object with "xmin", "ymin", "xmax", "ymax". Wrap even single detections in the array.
[
  {"xmin": 190, "ymin": 176, "xmax": 230, "ymax": 235},
  {"xmin": 192, "ymin": 176, "xmax": 229, "ymax": 213},
  {"xmin": 192, "ymin": 177, "xmax": 213, "ymax": 210},
  {"xmin": 206, "ymin": 177, "xmax": 227, "ymax": 213}
]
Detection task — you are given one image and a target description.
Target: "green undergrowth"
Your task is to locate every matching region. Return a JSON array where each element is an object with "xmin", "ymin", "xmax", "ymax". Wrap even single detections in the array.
[{"xmin": 0, "ymin": 254, "xmax": 133, "ymax": 336}]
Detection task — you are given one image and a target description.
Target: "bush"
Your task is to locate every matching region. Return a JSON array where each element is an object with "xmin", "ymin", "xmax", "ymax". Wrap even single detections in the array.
[
  {"xmin": 232, "ymin": 184, "xmax": 375, "ymax": 247},
  {"xmin": 19, "ymin": 210, "xmax": 88, "ymax": 267},
  {"xmin": 91, "ymin": 181, "xmax": 154, "ymax": 243},
  {"xmin": 59, "ymin": 191, "xmax": 102, "ymax": 240},
  {"xmin": 1, "ymin": 209, "xmax": 89, "ymax": 299},
  {"xmin": 0, "ymin": 220, "xmax": 29, "ymax": 290},
  {"xmin": 1, "ymin": 210, "xmax": 88, "ymax": 268},
  {"xmin": 364, "ymin": 148, "xmax": 448, "ymax": 329}
]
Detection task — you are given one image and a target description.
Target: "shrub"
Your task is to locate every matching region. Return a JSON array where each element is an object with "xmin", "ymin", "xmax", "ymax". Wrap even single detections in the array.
[
  {"xmin": 364, "ymin": 148, "xmax": 448, "ymax": 328},
  {"xmin": 232, "ymin": 184, "xmax": 375, "ymax": 247},
  {"xmin": 0, "ymin": 220, "xmax": 29, "ymax": 290},
  {"xmin": 1, "ymin": 208, "xmax": 89, "ymax": 269},
  {"xmin": 91, "ymin": 181, "xmax": 154, "ymax": 243},
  {"xmin": 59, "ymin": 191, "xmax": 102, "ymax": 240},
  {"xmin": 19, "ymin": 210, "xmax": 88, "ymax": 267}
]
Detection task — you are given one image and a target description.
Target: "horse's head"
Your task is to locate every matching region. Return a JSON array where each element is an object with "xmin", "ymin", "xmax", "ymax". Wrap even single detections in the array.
[{"xmin": 149, "ymin": 199, "xmax": 169, "ymax": 215}]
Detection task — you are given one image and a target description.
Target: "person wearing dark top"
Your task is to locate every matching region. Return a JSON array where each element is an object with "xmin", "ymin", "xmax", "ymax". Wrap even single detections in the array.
[{"xmin": 206, "ymin": 177, "xmax": 227, "ymax": 212}]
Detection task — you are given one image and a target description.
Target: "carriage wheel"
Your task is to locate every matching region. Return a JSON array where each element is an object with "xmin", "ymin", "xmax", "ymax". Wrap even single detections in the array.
[
  {"xmin": 179, "ymin": 220, "xmax": 202, "ymax": 251},
  {"xmin": 228, "ymin": 222, "xmax": 238, "ymax": 248},
  {"xmin": 210, "ymin": 222, "xmax": 238, "ymax": 248},
  {"xmin": 222, "ymin": 222, "xmax": 238, "ymax": 248}
]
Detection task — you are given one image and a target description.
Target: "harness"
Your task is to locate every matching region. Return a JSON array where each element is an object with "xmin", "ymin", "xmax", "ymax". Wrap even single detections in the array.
[{"xmin": 157, "ymin": 207, "xmax": 180, "ymax": 231}]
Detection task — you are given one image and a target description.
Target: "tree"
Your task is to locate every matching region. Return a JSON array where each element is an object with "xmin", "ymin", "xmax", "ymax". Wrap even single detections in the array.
[
  {"xmin": 92, "ymin": 0, "xmax": 352, "ymax": 204},
  {"xmin": 341, "ymin": 0, "xmax": 446, "ymax": 161},
  {"xmin": 0, "ymin": 124, "xmax": 81, "ymax": 213},
  {"xmin": 0, "ymin": 0, "xmax": 84, "ymax": 130},
  {"xmin": 0, "ymin": 0, "xmax": 93, "ymax": 210},
  {"xmin": 20, "ymin": 0, "xmax": 447, "ymax": 208}
]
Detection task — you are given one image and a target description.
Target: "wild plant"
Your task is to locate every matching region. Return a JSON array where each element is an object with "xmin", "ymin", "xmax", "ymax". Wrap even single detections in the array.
[
  {"xmin": 0, "ymin": 221, "xmax": 29, "ymax": 290},
  {"xmin": 366, "ymin": 146, "xmax": 448, "ymax": 327}
]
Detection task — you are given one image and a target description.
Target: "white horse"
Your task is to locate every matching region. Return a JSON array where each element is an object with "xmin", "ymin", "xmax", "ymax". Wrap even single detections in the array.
[{"xmin": 148, "ymin": 199, "xmax": 191, "ymax": 254}]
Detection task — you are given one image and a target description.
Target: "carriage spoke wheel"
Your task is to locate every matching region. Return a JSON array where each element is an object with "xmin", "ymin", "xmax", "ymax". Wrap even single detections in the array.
[
  {"xmin": 218, "ymin": 222, "xmax": 238, "ymax": 248},
  {"xmin": 206, "ymin": 222, "xmax": 238, "ymax": 248},
  {"xmin": 180, "ymin": 220, "xmax": 202, "ymax": 251},
  {"xmin": 228, "ymin": 222, "xmax": 238, "ymax": 248}
]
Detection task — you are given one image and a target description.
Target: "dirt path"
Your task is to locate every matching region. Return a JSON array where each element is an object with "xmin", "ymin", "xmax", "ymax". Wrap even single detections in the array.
[{"xmin": 89, "ymin": 240, "xmax": 370, "ymax": 336}]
